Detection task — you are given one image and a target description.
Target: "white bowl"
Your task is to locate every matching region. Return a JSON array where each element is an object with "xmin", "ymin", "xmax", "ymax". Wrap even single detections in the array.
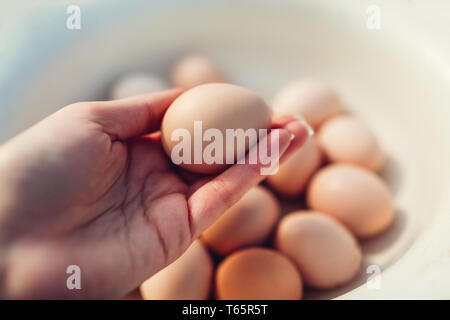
[{"xmin": 1, "ymin": 0, "xmax": 449, "ymax": 299}]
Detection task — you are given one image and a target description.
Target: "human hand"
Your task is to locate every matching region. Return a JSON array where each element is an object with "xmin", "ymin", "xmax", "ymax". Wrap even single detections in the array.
[{"xmin": 0, "ymin": 89, "xmax": 309, "ymax": 299}]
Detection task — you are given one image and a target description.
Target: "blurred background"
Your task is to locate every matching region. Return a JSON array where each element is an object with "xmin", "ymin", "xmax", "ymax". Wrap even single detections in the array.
[{"xmin": 0, "ymin": 0, "xmax": 449, "ymax": 299}]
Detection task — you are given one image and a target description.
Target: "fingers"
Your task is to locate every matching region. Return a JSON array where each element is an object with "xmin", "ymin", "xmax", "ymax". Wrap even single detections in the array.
[
  {"xmin": 271, "ymin": 114, "xmax": 298, "ymax": 129},
  {"xmin": 271, "ymin": 115, "xmax": 312, "ymax": 161},
  {"xmin": 86, "ymin": 88, "xmax": 183, "ymax": 140},
  {"xmin": 279, "ymin": 118, "xmax": 311, "ymax": 161},
  {"xmin": 187, "ymin": 120, "xmax": 310, "ymax": 238}
]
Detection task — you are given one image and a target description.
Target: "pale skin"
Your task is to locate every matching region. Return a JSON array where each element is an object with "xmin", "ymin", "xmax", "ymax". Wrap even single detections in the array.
[{"xmin": 0, "ymin": 89, "xmax": 308, "ymax": 299}]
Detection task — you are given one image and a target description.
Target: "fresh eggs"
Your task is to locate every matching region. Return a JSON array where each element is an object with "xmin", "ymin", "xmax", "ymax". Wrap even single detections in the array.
[
  {"xmin": 109, "ymin": 55, "xmax": 397, "ymax": 300},
  {"xmin": 272, "ymin": 80, "xmax": 344, "ymax": 129},
  {"xmin": 202, "ymin": 186, "xmax": 280, "ymax": 255},
  {"xmin": 318, "ymin": 115, "xmax": 385, "ymax": 171},
  {"xmin": 307, "ymin": 164, "xmax": 394, "ymax": 238},
  {"xmin": 109, "ymin": 73, "xmax": 168, "ymax": 99},
  {"xmin": 267, "ymin": 136, "xmax": 322, "ymax": 197},
  {"xmin": 276, "ymin": 212, "xmax": 362, "ymax": 289},
  {"xmin": 140, "ymin": 241, "xmax": 213, "ymax": 300},
  {"xmin": 171, "ymin": 55, "xmax": 227, "ymax": 89},
  {"xmin": 215, "ymin": 248, "xmax": 303, "ymax": 300},
  {"xmin": 160, "ymin": 83, "xmax": 272, "ymax": 174}
]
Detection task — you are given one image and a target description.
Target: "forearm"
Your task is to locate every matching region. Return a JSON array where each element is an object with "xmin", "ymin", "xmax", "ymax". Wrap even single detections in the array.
[
  {"xmin": 0, "ymin": 141, "xmax": 28, "ymax": 244},
  {"xmin": 0, "ymin": 142, "xmax": 19, "ymax": 299}
]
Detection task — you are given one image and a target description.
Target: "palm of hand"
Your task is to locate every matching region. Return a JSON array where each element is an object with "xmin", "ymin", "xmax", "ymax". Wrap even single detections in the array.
[
  {"xmin": 0, "ymin": 90, "xmax": 306, "ymax": 299},
  {"xmin": 4, "ymin": 114, "xmax": 199, "ymax": 299},
  {"xmin": 74, "ymin": 131, "xmax": 196, "ymax": 296}
]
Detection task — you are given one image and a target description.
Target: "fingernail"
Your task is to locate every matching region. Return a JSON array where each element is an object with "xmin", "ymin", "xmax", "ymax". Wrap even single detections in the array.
[{"xmin": 293, "ymin": 114, "xmax": 314, "ymax": 136}]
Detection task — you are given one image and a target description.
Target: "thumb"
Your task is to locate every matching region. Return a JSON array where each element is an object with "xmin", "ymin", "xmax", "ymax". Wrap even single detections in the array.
[{"xmin": 86, "ymin": 88, "xmax": 183, "ymax": 140}]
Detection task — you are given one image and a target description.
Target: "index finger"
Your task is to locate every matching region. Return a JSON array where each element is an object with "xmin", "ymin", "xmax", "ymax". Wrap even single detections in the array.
[{"xmin": 187, "ymin": 119, "xmax": 310, "ymax": 238}]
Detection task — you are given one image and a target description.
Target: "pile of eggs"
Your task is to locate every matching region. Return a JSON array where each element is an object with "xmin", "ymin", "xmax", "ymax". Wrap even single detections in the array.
[{"xmin": 112, "ymin": 55, "xmax": 395, "ymax": 300}]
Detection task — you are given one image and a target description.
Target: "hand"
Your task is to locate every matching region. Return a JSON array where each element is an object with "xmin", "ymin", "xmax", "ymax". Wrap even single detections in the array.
[{"xmin": 0, "ymin": 89, "xmax": 308, "ymax": 299}]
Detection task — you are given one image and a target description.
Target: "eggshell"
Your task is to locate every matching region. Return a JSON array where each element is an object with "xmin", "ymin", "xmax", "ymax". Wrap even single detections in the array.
[
  {"xmin": 272, "ymin": 80, "xmax": 344, "ymax": 128},
  {"xmin": 216, "ymin": 247, "xmax": 303, "ymax": 300},
  {"xmin": 266, "ymin": 136, "xmax": 322, "ymax": 197},
  {"xmin": 202, "ymin": 186, "xmax": 280, "ymax": 255},
  {"xmin": 275, "ymin": 211, "xmax": 362, "ymax": 289},
  {"xmin": 318, "ymin": 115, "xmax": 385, "ymax": 171},
  {"xmin": 109, "ymin": 73, "xmax": 168, "ymax": 99},
  {"xmin": 307, "ymin": 164, "xmax": 394, "ymax": 238},
  {"xmin": 171, "ymin": 55, "xmax": 226, "ymax": 89},
  {"xmin": 140, "ymin": 241, "xmax": 213, "ymax": 300},
  {"xmin": 161, "ymin": 83, "xmax": 272, "ymax": 174}
]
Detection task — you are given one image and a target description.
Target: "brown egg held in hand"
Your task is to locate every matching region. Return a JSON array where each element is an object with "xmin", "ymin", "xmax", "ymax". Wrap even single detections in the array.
[
  {"xmin": 161, "ymin": 83, "xmax": 272, "ymax": 174},
  {"xmin": 275, "ymin": 211, "xmax": 362, "ymax": 289},
  {"xmin": 216, "ymin": 248, "xmax": 303, "ymax": 300},
  {"xmin": 307, "ymin": 164, "xmax": 394, "ymax": 238},
  {"xmin": 202, "ymin": 186, "xmax": 280, "ymax": 255},
  {"xmin": 171, "ymin": 55, "xmax": 227, "ymax": 89},
  {"xmin": 140, "ymin": 241, "xmax": 213, "ymax": 300},
  {"xmin": 272, "ymin": 80, "xmax": 344, "ymax": 129},
  {"xmin": 267, "ymin": 136, "xmax": 322, "ymax": 197},
  {"xmin": 318, "ymin": 115, "xmax": 385, "ymax": 171}
]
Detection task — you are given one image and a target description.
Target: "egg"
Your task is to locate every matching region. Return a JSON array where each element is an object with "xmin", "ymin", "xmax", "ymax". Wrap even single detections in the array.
[
  {"xmin": 171, "ymin": 55, "xmax": 227, "ymax": 89},
  {"xmin": 318, "ymin": 115, "xmax": 385, "ymax": 171},
  {"xmin": 307, "ymin": 164, "xmax": 394, "ymax": 237},
  {"xmin": 140, "ymin": 241, "xmax": 213, "ymax": 300},
  {"xmin": 109, "ymin": 73, "xmax": 168, "ymax": 99},
  {"xmin": 272, "ymin": 80, "xmax": 344, "ymax": 128},
  {"xmin": 161, "ymin": 83, "xmax": 272, "ymax": 174},
  {"xmin": 202, "ymin": 186, "xmax": 280, "ymax": 255},
  {"xmin": 215, "ymin": 247, "xmax": 303, "ymax": 300},
  {"xmin": 266, "ymin": 136, "xmax": 322, "ymax": 197},
  {"xmin": 275, "ymin": 211, "xmax": 362, "ymax": 289}
]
